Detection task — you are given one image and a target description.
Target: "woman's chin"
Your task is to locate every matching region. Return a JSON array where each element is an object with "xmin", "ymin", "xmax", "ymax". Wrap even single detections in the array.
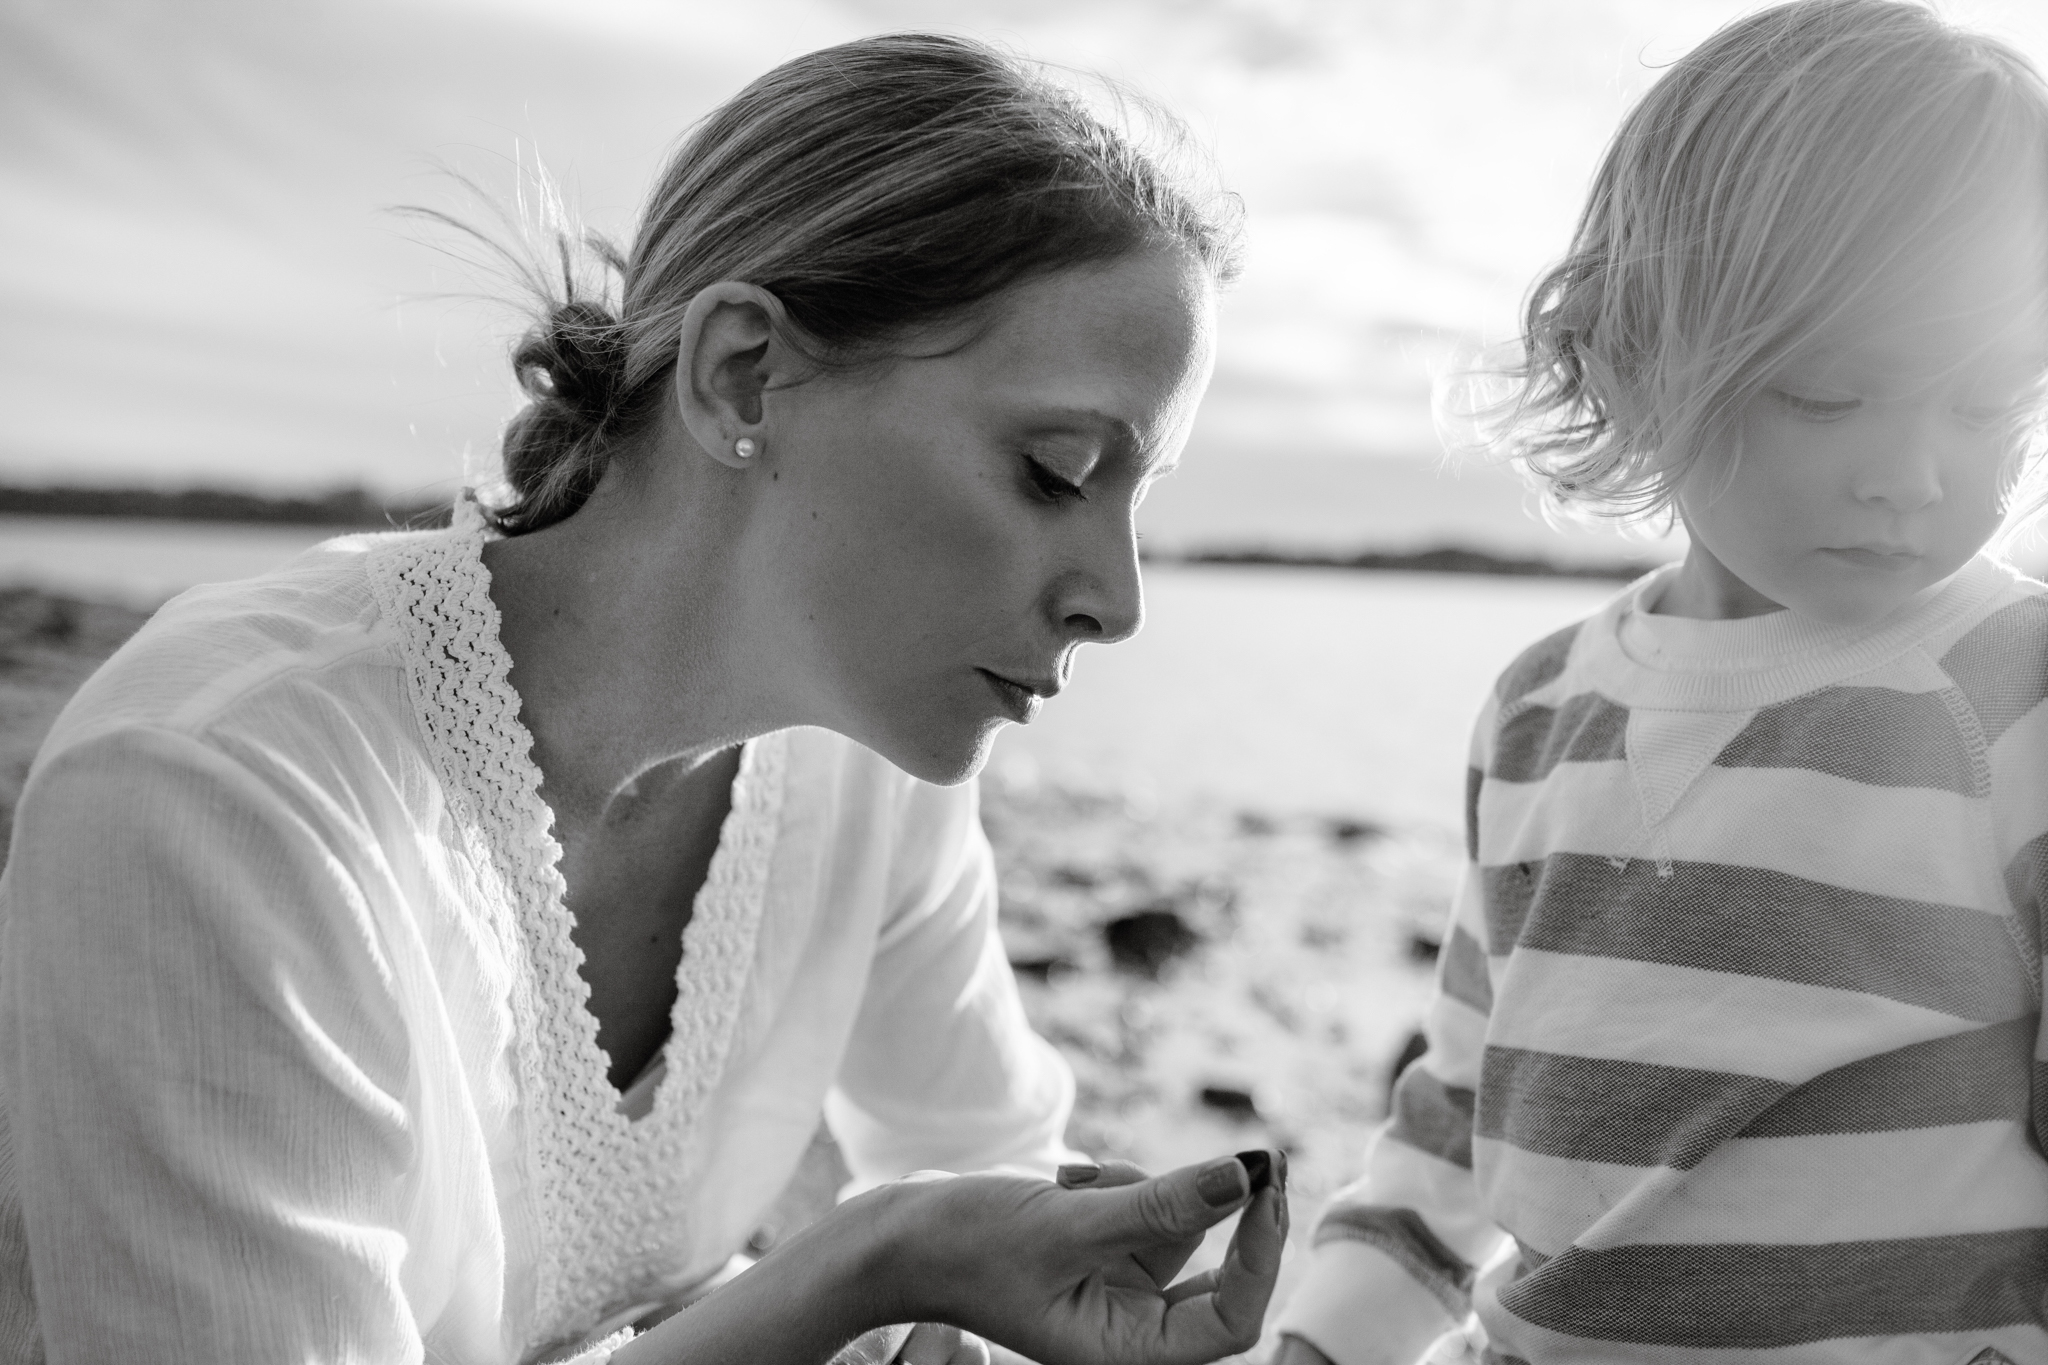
[{"xmin": 872, "ymin": 717, "xmax": 1005, "ymax": 788}]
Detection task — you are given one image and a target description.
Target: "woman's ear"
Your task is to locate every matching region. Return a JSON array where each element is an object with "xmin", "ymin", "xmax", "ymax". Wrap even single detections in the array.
[{"xmin": 672, "ymin": 281, "xmax": 794, "ymax": 470}]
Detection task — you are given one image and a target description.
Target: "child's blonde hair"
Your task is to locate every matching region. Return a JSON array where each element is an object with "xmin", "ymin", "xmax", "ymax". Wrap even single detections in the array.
[{"xmin": 1475, "ymin": 0, "xmax": 2048, "ymax": 522}]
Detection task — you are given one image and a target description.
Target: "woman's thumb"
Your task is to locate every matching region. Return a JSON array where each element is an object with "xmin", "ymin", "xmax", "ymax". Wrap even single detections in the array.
[{"xmin": 1091, "ymin": 1155, "xmax": 1251, "ymax": 1244}]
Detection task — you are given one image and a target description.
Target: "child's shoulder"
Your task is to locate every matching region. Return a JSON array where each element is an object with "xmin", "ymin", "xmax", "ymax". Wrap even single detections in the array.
[
  {"xmin": 1935, "ymin": 562, "xmax": 2048, "ymax": 735},
  {"xmin": 1490, "ymin": 572, "xmax": 1647, "ymax": 707},
  {"xmin": 1493, "ymin": 619, "xmax": 1588, "ymax": 706}
]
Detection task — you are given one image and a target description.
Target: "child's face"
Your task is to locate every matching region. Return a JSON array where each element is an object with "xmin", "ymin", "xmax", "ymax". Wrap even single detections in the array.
[{"xmin": 1668, "ymin": 206, "xmax": 2048, "ymax": 625}]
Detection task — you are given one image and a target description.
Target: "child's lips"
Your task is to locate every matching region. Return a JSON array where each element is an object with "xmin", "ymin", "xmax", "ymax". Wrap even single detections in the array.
[{"xmin": 1823, "ymin": 545, "xmax": 1922, "ymax": 571}]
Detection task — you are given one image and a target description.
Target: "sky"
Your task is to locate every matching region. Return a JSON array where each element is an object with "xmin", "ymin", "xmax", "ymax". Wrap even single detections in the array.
[{"xmin": 6, "ymin": 0, "xmax": 2048, "ymax": 544}]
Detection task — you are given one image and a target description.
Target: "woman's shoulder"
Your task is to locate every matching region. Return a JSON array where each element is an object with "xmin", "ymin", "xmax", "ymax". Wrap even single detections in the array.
[{"xmin": 32, "ymin": 530, "xmax": 435, "ymax": 778}]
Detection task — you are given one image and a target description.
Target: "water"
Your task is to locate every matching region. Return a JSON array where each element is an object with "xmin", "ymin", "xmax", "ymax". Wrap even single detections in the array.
[
  {"xmin": 0, "ymin": 517, "xmax": 1617, "ymax": 832},
  {"xmin": 0, "ymin": 515, "xmax": 337, "ymax": 607},
  {"xmin": 995, "ymin": 564, "xmax": 1614, "ymax": 831}
]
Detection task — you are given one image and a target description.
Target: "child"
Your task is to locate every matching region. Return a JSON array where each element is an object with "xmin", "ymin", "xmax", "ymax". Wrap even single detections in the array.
[{"xmin": 1274, "ymin": 3, "xmax": 2048, "ymax": 1363}]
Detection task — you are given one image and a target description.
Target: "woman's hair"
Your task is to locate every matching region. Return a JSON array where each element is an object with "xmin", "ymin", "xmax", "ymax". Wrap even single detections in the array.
[
  {"xmin": 1461, "ymin": 0, "xmax": 2048, "ymax": 522},
  {"xmin": 460, "ymin": 33, "xmax": 1242, "ymax": 535}
]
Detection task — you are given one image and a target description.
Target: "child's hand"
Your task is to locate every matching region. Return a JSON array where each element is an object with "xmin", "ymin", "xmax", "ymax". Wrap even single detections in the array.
[
  {"xmin": 824, "ymin": 1321, "xmax": 995, "ymax": 1364},
  {"xmin": 895, "ymin": 1322, "xmax": 990, "ymax": 1364},
  {"xmin": 1269, "ymin": 1333, "xmax": 1337, "ymax": 1365}
]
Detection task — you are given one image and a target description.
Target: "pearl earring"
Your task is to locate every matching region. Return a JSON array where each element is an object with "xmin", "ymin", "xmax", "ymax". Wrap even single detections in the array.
[{"xmin": 733, "ymin": 437, "xmax": 758, "ymax": 460}]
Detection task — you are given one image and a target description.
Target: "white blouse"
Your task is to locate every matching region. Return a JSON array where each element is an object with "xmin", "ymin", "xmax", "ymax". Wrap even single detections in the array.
[{"xmin": 0, "ymin": 521, "xmax": 1077, "ymax": 1365}]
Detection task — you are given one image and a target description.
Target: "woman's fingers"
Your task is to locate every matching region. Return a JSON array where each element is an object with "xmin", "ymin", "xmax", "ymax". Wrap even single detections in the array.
[
  {"xmin": 1159, "ymin": 1268, "xmax": 1220, "ymax": 1305},
  {"xmin": 1186, "ymin": 1183, "xmax": 1287, "ymax": 1351},
  {"xmin": 1131, "ymin": 1234, "xmax": 1206, "ymax": 1291},
  {"xmin": 1082, "ymin": 1154, "xmax": 1251, "ymax": 1248},
  {"xmin": 1057, "ymin": 1158, "xmax": 1205, "ymax": 1287},
  {"xmin": 1055, "ymin": 1158, "xmax": 1149, "ymax": 1189}
]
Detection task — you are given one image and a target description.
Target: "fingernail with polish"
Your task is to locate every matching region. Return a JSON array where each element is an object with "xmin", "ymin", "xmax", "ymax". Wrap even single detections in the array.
[
  {"xmin": 1198, "ymin": 1155, "xmax": 1250, "ymax": 1206},
  {"xmin": 1234, "ymin": 1149, "xmax": 1273, "ymax": 1194},
  {"xmin": 1057, "ymin": 1162, "xmax": 1101, "ymax": 1187}
]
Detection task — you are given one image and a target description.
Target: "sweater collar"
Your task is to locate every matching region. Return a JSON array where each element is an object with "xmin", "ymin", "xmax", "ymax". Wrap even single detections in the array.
[{"xmin": 1573, "ymin": 554, "xmax": 2015, "ymax": 711}]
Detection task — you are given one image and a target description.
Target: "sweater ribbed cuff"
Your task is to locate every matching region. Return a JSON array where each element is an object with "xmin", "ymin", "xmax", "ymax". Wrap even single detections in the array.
[{"xmin": 1274, "ymin": 1239, "xmax": 1457, "ymax": 1365}]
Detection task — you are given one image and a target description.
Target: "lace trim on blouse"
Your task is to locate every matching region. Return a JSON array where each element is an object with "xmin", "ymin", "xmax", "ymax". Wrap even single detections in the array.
[{"xmin": 365, "ymin": 517, "xmax": 787, "ymax": 1355}]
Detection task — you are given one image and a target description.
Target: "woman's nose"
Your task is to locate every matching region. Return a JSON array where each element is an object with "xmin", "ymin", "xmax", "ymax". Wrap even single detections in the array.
[{"xmin": 1055, "ymin": 521, "xmax": 1145, "ymax": 645}]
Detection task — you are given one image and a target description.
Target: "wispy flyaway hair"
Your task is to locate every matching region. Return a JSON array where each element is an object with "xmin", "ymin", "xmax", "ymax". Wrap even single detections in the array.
[
  {"xmin": 414, "ymin": 32, "xmax": 1242, "ymax": 535},
  {"xmin": 1462, "ymin": 0, "xmax": 2048, "ymax": 521}
]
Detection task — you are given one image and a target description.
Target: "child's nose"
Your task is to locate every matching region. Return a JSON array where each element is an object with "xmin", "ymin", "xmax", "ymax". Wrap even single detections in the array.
[{"xmin": 1852, "ymin": 415, "xmax": 1945, "ymax": 513}]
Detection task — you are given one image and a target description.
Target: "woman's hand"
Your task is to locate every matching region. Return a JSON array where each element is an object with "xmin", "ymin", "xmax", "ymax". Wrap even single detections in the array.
[
  {"xmin": 867, "ymin": 1152, "xmax": 1286, "ymax": 1365},
  {"xmin": 615, "ymin": 1153, "xmax": 1283, "ymax": 1365}
]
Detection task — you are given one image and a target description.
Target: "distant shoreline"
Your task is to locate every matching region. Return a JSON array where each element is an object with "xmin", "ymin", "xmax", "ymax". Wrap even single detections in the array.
[
  {"xmin": 1145, "ymin": 545, "xmax": 1659, "ymax": 582},
  {"xmin": 0, "ymin": 484, "xmax": 451, "ymax": 529},
  {"xmin": 0, "ymin": 483, "xmax": 1659, "ymax": 581}
]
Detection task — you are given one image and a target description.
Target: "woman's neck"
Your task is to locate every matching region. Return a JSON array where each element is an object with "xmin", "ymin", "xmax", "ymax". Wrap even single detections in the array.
[{"xmin": 479, "ymin": 455, "xmax": 792, "ymax": 837}]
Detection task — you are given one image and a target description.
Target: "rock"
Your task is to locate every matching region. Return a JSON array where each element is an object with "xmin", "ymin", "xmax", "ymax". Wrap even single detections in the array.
[
  {"xmin": 1326, "ymin": 816, "xmax": 1384, "ymax": 846},
  {"xmin": 1103, "ymin": 906, "xmax": 1202, "ymax": 977}
]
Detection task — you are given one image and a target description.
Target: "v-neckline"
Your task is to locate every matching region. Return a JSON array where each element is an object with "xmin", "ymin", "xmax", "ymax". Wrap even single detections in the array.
[
  {"xmin": 550, "ymin": 742, "xmax": 755, "ymax": 1130},
  {"xmin": 367, "ymin": 517, "xmax": 792, "ymax": 1351},
  {"xmin": 556, "ymin": 741, "xmax": 747, "ymax": 1110}
]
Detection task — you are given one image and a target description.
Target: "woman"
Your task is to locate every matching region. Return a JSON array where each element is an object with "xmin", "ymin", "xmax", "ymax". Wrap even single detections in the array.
[{"xmin": 0, "ymin": 29, "xmax": 1282, "ymax": 1365}]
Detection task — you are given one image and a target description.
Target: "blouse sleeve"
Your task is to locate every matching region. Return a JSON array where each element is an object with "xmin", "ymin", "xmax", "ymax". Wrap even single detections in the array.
[
  {"xmin": 0, "ymin": 726, "xmax": 425, "ymax": 1365},
  {"xmin": 824, "ymin": 776, "xmax": 1082, "ymax": 1192}
]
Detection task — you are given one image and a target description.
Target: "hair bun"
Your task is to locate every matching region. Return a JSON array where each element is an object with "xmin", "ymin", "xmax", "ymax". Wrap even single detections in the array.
[{"xmin": 514, "ymin": 299, "xmax": 629, "ymax": 429}]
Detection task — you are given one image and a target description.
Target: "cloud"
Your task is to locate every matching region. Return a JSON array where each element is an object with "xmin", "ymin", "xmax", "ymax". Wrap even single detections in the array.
[{"xmin": 5, "ymin": 0, "xmax": 2046, "ymax": 498}]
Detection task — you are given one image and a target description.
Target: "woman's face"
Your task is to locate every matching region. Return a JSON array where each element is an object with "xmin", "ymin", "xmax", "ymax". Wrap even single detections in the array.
[{"xmin": 749, "ymin": 249, "xmax": 1216, "ymax": 785}]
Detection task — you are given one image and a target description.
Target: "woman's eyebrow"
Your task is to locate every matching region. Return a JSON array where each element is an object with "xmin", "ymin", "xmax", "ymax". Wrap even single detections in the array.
[
  {"xmin": 1022, "ymin": 407, "xmax": 1144, "ymax": 461},
  {"xmin": 1029, "ymin": 407, "xmax": 1136, "ymax": 440}
]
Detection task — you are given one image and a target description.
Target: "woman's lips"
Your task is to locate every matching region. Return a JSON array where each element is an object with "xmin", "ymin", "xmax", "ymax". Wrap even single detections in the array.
[{"xmin": 976, "ymin": 669, "xmax": 1056, "ymax": 723}]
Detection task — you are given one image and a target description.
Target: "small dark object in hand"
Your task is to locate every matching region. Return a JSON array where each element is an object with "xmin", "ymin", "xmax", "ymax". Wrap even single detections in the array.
[
  {"xmin": 1199, "ymin": 1085, "xmax": 1260, "ymax": 1120},
  {"xmin": 1234, "ymin": 1149, "xmax": 1272, "ymax": 1193}
]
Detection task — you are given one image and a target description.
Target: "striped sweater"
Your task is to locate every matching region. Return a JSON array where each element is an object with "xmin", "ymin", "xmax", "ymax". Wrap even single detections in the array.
[{"xmin": 1276, "ymin": 555, "xmax": 2048, "ymax": 1365}]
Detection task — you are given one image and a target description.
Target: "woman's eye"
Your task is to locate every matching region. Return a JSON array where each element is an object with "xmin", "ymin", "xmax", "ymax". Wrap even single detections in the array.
[
  {"xmin": 1025, "ymin": 458, "xmax": 1087, "ymax": 501},
  {"xmin": 1773, "ymin": 390, "xmax": 1860, "ymax": 421}
]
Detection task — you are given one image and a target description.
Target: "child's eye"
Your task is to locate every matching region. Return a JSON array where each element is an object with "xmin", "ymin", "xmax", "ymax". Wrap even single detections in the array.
[
  {"xmin": 1024, "ymin": 457, "xmax": 1087, "ymax": 502},
  {"xmin": 1772, "ymin": 389, "xmax": 1861, "ymax": 421},
  {"xmin": 1955, "ymin": 399, "xmax": 2037, "ymax": 432}
]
